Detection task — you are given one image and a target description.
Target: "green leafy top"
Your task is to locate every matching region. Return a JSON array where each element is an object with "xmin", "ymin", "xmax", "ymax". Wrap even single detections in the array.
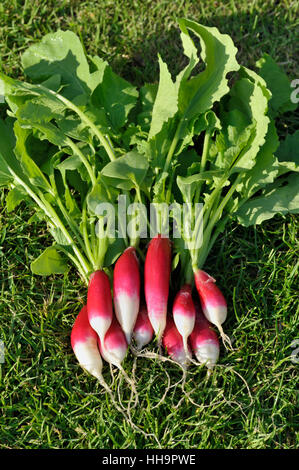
[{"xmin": 0, "ymin": 19, "xmax": 297, "ymax": 283}]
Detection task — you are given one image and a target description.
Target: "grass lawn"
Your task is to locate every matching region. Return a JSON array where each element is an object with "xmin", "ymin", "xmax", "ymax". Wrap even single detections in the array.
[{"xmin": 0, "ymin": 0, "xmax": 298, "ymax": 449}]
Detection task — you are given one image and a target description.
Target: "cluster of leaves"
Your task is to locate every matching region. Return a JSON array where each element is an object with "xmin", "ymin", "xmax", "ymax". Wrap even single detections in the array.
[{"xmin": 0, "ymin": 19, "xmax": 298, "ymax": 285}]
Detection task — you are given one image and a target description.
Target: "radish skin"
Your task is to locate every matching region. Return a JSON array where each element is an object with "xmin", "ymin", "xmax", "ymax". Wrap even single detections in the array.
[
  {"xmin": 98, "ymin": 316, "xmax": 137, "ymax": 397},
  {"xmin": 87, "ymin": 270, "xmax": 113, "ymax": 343},
  {"xmin": 172, "ymin": 284, "xmax": 196, "ymax": 358},
  {"xmin": 71, "ymin": 305, "xmax": 104, "ymax": 381},
  {"xmin": 190, "ymin": 302, "xmax": 220, "ymax": 369},
  {"xmin": 162, "ymin": 315, "xmax": 191, "ymax": 368},
  {"xmin": 194, "ymin": 269, "xmax": 231, "ymax": 348},
  {"xmin": 132, "ymin": 305, "xmax": 154, "ymax": 350},
  {"xmin": 71, "ymin": 307, "xmax": 140, "ymax": 430},
  {"xmin": 99, "ymin": 316, "xmax": 128, "ymax": 367},
  {"xmin": 144, "ymin": 234, "xmax": 172, "ymax": 344},
  {"xmin": 71, "ymin": 307, "xmax": 122, "ymax": 408},
  {"xmin": 113, "ymin": 246, "xmax": 140, "ymax": 344}
]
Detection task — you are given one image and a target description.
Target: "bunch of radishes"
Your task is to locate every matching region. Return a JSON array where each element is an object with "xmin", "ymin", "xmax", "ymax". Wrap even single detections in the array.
[
  {"xmin": 71, "ymin": 234, "xmax": 226, "ymax": 388},
  {"xmin": 1, "ymin": 16, "xmax": 297, "ymax": 400}
]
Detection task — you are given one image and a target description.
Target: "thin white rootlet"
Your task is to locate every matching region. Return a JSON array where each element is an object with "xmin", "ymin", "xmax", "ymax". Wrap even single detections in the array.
[
  {"xmin": 203, "ymin": 304, "xmax": 227, "ymax": 326},
  {"xmin": 89, "ymin": 315, "xmax": 111, "ymax": 342},
  {"xmin": 173, "ymin": 312, "xmax": 195, "ymax": 338},
  {"xmin": 114, "ymin": 292, "xmax": 139, "ymax": 344},
  {"xmin": 74, "ymin": 338, "xmax": 103, "ymax": 379},
  {"xmin": 194, "ymin": 340, "xmax": 220, "ymax": 369}
]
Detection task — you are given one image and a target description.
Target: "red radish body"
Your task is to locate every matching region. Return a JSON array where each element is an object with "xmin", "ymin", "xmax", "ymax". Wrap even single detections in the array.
[
  {"xmin": 71, "ymin": 307, "xmax": 130, "ymax": 416},
  {"xmin": 172, "ymin": 284, "xmax": 196, "ymax": 356},
  {"xmin": 98, "ymin": 316, "xmax": 128, "ymax": 367},
  {"xmin": 113, "ymin": 246, "xmax": 140, "ymax": 344},
  {"xmin": 190, "ymin": 303, "xmax": 220, "ymax": 369},
  {"xmin": 87, "ymin": 270, "xmax": 113, "ymax": 343},
  {"xmin": 194, "ymin": 269, "xmax": 231, "ymax": 347},
  {"xmin": 133, "ymin": 305, "xmax": 154, "ymax": 350},
  {"xmin": 71, "ymin": 305, "xmax": 103, "ymax": 381},
  {"xmin": 162, "ymin": 315, "xmax": 191, "ymax": 368},
  {"xmin": 144, "ymin": 234, "xmax": 172, "ymax": 343}
]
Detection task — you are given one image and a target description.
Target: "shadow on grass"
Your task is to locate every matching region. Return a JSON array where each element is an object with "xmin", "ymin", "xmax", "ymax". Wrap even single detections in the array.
[{"xmin": 105, "ymin": 5, "xmax": 297, "ymax": 87}]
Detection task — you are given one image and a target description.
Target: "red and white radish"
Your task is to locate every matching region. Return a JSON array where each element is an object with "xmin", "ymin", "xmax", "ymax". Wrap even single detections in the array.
[
  {"xmin": 98, "ymin": 316, "xmax": 137, "ymax": 397},
  {"xmin": 144, "ymin": 234, "xmax": 172, "ymax": 343},
  {"xmin": 190, "ymin": 302, "xmax": 220, "ymax": 369},
  {"xmin": 132, "ymin": 304, "xmax": 154, "ymax": 350},
  {"xmin": 162, "ymin": 314, "xmax": 191, "ymax": 369},
  {"xmin": 87, "ymin": 270, "xmax": 113, "ymax": 343},
  {"xmin": 113, "ymin": 246, "xmax": 140, "ymax": 344},
  {"xmin": 71, "ymin": 305, "xmax": 104, "ymax": 381},
  {"xmin": 99, "ymin": 316, "xmax": 128, "ymax": 367},
  {"xmin": 194, "ymin": 268, "xmax": 231, "ymax": 348},
  {"xmin": 71, "ymin": 306, "xmax": 138, "ymax": 424},
  {"xmin": 172, "ymin": 283, "xmax": 196, "ymax": 357}
]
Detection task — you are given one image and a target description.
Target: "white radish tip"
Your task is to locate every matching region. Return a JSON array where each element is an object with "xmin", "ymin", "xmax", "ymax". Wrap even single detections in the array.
[
  {"xmin": 150, "ymin": 317, "xmax": 166, "ymax": 345},
  {"xmin": 73, "ymin": 340, "xmax": 103, "ymax": 379},
  {"xmin": 114, "ymin": 292, "xmax": 139, "ymax": 345},
  {"xmin": 172, "ymin": 350, "xmax": 190, "ymax": 369},
  {"xmin": 133, "ymin": 331, "xmax": 152, "ymax": 350},
  {"xmin": 194, "ymin": 340, "xmax": 220, "ymax": 369},
  {"xmin": 124, "ymin": 332, "xmax": 132, "ymax": 345},
  {"xmin": 174, "ymin": 314, "xmax": 195, "ymax": 339},
  {"xmin": 203, "ymin": 304, "xmax": 227, "ymax": 326},
  {"xmin": 89, "ymin": 316, "xmax": 112, "ymax": 343}
]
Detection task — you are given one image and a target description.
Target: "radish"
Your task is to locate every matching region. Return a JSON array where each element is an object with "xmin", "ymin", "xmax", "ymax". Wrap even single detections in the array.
[
  {"xmin": 172, "ymin": 283, "xmax": 196, "ymax": 358},
  {"xmin": 190, "ymin": 302, "xmax": 220, "ymax": 369},
  {"xmin": 87, "ymin": 270, "xmax": 113, "ymax": 343},
  {"xmin": 71, "ymin": 306, "xmax": 141, "ymax": 428},
  {"xmin": 70, "ymin": 305, "xmax": 116, "ymax": 398},
  {"xmin": 99, "ymin": 316, "xmax": 128, "ymax": 367},
  {"xmin": 162, "ymin": 315, "xmax": 191, "ymax": 368},
  {"xmin": 144, "ymin": 234, "xmax": 172, "ymax": 343},
  {"xmin": 194, "ymin": 268, "xmax": 231, "ymax": 348},
  {"xmin": 98, "ymin": 316, "xmax": 137, "ymax": 397},
  {"xmin": 71, "ymin": 305, "xmax": 104, "ymax": 382},
  {"xmin": 113, "ymin": 246, "xmax": 140, "ymax": 344},
  {"xmin": 132, "ymin": 304, "xmax": 154, "ymax": 350}
]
